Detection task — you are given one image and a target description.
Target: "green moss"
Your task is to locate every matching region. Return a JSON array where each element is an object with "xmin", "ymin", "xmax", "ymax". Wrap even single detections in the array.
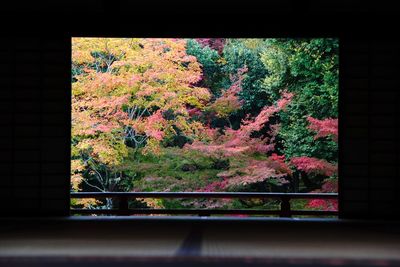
[{"xmin": 121, "ymin": 147, "xmax": 222, "ymax": 192}]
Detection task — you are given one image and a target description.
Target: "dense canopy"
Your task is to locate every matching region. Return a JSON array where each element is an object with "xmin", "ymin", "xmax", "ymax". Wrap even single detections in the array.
[{"xmin": 71, "ymin": 38, "xmax": 338, "ymax": 212}]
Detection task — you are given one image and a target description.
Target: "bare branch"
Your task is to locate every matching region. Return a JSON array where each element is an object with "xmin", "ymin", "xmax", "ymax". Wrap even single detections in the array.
[{"xmin": 81, "ymin": 178, "xmax": 105, "ymax": 192}]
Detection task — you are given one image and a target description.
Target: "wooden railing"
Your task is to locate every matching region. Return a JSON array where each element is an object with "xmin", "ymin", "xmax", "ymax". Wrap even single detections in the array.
[{"xmin": 70, "ymin": 192, "xmax": 338, "ymax": 217}]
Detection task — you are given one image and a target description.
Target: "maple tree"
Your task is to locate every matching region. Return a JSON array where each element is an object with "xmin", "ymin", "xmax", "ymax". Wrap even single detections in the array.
[
  {"xmin": 185, "ymin": 88, "xmax": 294, "ymax": 190},
  {"xmin": 72, "ymin": 38, "xmax": 212, "ymax": 206},
  {"xmin": 289, "ymin": 116, "xmax": 339, "ymax": 210}
]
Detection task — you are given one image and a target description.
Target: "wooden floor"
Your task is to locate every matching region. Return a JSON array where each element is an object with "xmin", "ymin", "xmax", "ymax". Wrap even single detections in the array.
[{"xmin": 1, "ymin": 217, "xmax": 400, "ymax": 266}]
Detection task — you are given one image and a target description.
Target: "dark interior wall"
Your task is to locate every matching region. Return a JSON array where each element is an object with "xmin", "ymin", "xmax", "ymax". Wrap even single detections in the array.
[
  {"xmin": 0, "ymin": 36, "xmax": 71, "ymax": 216},
  {"xmin": 0, "ymin": 0, "xmax": 399, "ymax": 219},
  {"xmin": 340, "ymin": 39, "xmax": 400, "ymax": 219}
]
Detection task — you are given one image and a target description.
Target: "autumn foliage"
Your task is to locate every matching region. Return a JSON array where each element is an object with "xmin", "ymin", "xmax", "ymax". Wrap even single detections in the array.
[
  {"xmin": 71, "ymin": 38, "xmax": 339, "ymax": 213},
  {"xmin": 290, "ymin": 157, "xmax": 337, "ymax": 177},
  {"xmin": 307, "ymin": 117, "xmax": 338, "ymax": 142}
]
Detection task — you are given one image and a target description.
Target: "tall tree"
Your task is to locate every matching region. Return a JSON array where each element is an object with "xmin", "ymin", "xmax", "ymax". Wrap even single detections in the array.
[{"xmin": 71, "ymin": 38, "xmax": 211, "ymax": 201}]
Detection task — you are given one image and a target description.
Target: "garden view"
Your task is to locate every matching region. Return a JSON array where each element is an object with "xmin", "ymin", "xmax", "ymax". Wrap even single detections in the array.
[{"xmin": 71, "ymin": 38, "xmax": 338, "ymax": 213}]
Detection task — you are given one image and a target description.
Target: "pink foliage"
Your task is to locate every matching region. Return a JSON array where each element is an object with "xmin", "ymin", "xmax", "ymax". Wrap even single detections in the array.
[
  {"xmin": 144, "ymin": 110, "xmax": 166, "ymax": 140},
  {"xmin": 196, "ymin": 156, "xmax": 292, "ymax": 192},
  {"xmin": 297, "ymin": 117, "xmax": 338, "ymax": 211},
  {"xmin": 307, "ymin": 117, "xmax": 338, "ymax": 142},
  {"xmin": 195, "ymin": 38, "xmax": 226, "ymax": 54},
  {"xmin": 307, "ymin": 179, "xmax": 338, "ymax": 211},
  {"xmin": 211, "ymin": 66, "xmax": 247, "ymax": 118},
  {"xmin": 290, "ymin": 156, "xmax": 337, "ymax": 177},
  {"xmin": 291, "ymin": 118, "xmax": 338, "ymax": 211},
  {"xmin": 95, "ymin": 124, "xmax": 114, "ymax": 133},
  {"xmin": 186, "ymin": 91, "xmax": 293, "ymax": 158},
  {"xmin": 187, "ymin": 107, "xmax": 202, "ymax": 117},
  {"xmin": 217, "ymin": 159, "xmax": 289, "ymax": 188},
  {"xmin": 199, "ymin": 179, "xmax": 229, "ymax": 192},
  {"xmin": 198, "ymin": 125, "xmax": 219, "ymax": 141},
  {"xmin": 277, "ymin": 91, "xmax": 294, "ymax": 110},
  {"xmin": 270, "ymin": 153, "xmax": 285, "ymax": 162},
  {"xmin": 74, "ymin": 95, "xmax": 130, "ymax": 136},
  {"xmin": 307, "ymin": 199, "xmax": 338, "ymax": 211},
  {"xmin": 240, "ymin": 92, "xmax": 293, "ymax": 135},
  {"xmin": 321, "ymin": 179, "xmax": 338, "ymax": 192},
  {"xmin": 269, "ymin": 153, "xmax": 293, "ymax": 175}
]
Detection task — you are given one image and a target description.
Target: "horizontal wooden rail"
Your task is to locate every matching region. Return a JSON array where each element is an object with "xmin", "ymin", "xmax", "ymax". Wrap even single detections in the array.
[
  {"xmin": 71, "ymin": 192, "xmax": 338, "ymax": 199},
  {"xmin": 70, "ymin": 192, "xmax": 338, "ymax": 217}
]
